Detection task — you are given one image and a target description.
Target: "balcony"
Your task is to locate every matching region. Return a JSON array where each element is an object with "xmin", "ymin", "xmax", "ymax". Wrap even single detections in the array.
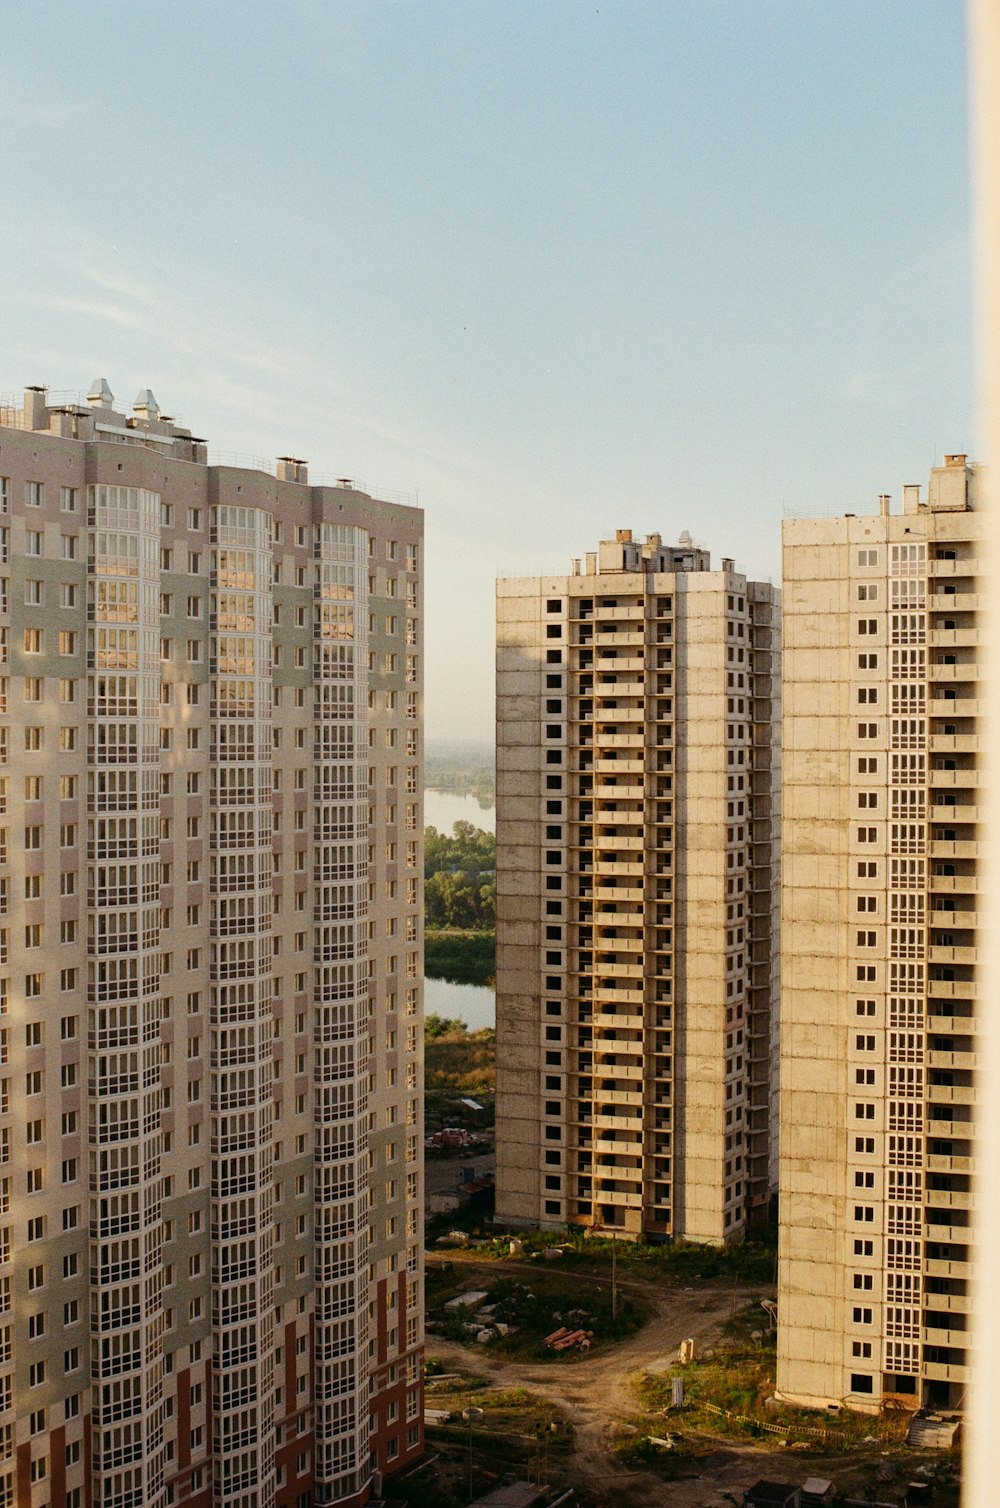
[
  {"xmin": 928, "ymin": 590, "xmax": 981, "ymax": 610},
  {"xmin": 595, "ymin": 653, "xmax": 645, "ymax": 671},
  {"xmin": 594, "ymin": 833, "xmax": 643, "ymax": 852},
  {"xmin": 922, "ymin": 1326, "xmax": 968, "ymax": 1350},
  {"xmin": 595, "ymin": 908, "xmax": 644, "ymax": 927},
  {"xmin": 920, "ymin": 1222, "xmax": 971, "ymax": 1243},
  {"xmin": 594, "ymin": 628, "xmax": 644, "ymax": 648},
  {"xmin": 925, "ymin": 1258, "xmax": 973, "ymax": 1280},
  {"xmin": 927, "ymin": 945, "xmax": 977, "ymax": 967},
  {"xmin": 595, "ymin": 932, "xmax": 644, "ymax": 953},
  {"xmin": 928, "ymin": 768, "xmax": 980, "ymax": 789},
  {"xmin": 928, "ymin": 698, "xmax": 981, "ymax": 718},
  {"xmin": 925, "ymin": 1187, "xmax": 973, "ymax": 1211},
  {"xmin": 924, "ymin": 983, "xmax": 976, "ymax": 1004},
  {"xmin": 596, "ymin": 1087, "xmax": 643, "ymax": 1107},
  {"xmin": 594, "ymin": 1058, "xmax": 643, "ymax": 1082},
  {"xmin": 926, "ymin": 1084, "xmax": 975, "ymax": 1105},
  {"xmin": 922, "ymin": 1291, "xmax": 971, "ymax": 1314},
  {"xmin": 595, "ymin": 984, "xmax": 644, "ymax": 1006},
  {"xmin": 928, "ymin": 840, "xmax": 979, "ymax": 860},
  {"xmin": 928, "ymin": 626, "xmax": 979, "ymax": 647},
  {"xmin": 593, "ymin": 605, "xmax": 645, "ymax": 622},
  {"xmin": 926, "ymin": 1049, "xmax": 977, "ymax": 1071},
  {"xmin": 922, "ymin": 1361, "xmax": 970, "ymax": 1382},
  {"xmin": 594, "ymin": 705, "xmax": 644, "ymax": 723},
  {"xmin": 593, "ymin": 732, "xmax": 645, "ymax": 750},
  {"xmin": 924, "ymin": 1003, "xmax": 975, "ymax": 1025},
  {"xmin": 593, "ymin": 1191, "xmax": 644, "ymax": 1217},
  {"xmin": 928, "ymin": 874, "xmax": 978, "ymax": 896},
  {"xmin": 593, "ymin": 757, "xmax": 644, "ymax": 775},
  {"xmin": 925, "ymin": 1155, "xmax": 974, "ymax": 1175},
  {"xmin": 929, "ymin": 804, "xmax": 979, "ymax": 825},
  {"xmin": 928, "ymin": 734, "xmax": 979, "ymax": 754},
  {"xmin": 595, "ymin": 806, "xmax": 644, "ymax": 824},
  {"xmin": 928, "ymin": 662, "xmax": 977, "ymax": 684}
]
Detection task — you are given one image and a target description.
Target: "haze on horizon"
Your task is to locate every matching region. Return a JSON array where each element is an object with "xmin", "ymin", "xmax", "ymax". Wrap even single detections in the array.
[{"xmin": 0, "ymin": 0, "xmax": 973, "ymax": 741}]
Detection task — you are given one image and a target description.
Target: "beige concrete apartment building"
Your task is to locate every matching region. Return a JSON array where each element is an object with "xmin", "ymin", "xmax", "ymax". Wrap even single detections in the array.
[
  {"xmin": 495, "ymin": 531, "xmax": 780, "ymax": 1245},
  {"xmin": 0, "ymin": 382, "xmax": 424, "ymax": 1508},
  {"xmin": 778, "ymin": 457, "xmax": 979, "ymax": 1413}
]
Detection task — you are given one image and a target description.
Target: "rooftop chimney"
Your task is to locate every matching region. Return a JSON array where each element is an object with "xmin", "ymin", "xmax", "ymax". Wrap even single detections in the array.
[
  {"xmin": 23, "ymin": 386, "xmax": 48, "ymax": 431},
  {"xmin": 277, "ymin": 457, "xmax": 309, "ymax": 484},
  {"xmin": 133, "ymin": 389, "xmax": 160, "ymax": 422},
  {"xmin": 87, "ymin": 377, "xmax": 114, "ymax": 410}
]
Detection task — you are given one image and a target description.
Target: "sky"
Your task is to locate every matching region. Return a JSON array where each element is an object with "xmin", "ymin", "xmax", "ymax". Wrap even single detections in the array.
[{"xmin": 0, "ymin": 1, "xmax": 973, "ymax": 741}]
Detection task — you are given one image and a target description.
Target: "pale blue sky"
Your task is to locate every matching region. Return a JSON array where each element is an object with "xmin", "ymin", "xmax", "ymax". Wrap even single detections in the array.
[{"xmin": 1, "ymin": 2, "xmax": 972, "ymax": 740}]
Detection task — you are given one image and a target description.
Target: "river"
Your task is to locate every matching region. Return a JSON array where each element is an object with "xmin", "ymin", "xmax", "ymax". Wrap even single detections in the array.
[
  {"xmin": 423, "ymin": 788, "xmax": 496, "ymax": 1030},
  {"xmin": 423, "ymin": 788, "xmax": 495, "ymax": 835}
]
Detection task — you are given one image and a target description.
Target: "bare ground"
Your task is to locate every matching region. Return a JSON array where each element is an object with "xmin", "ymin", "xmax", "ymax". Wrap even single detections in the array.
[{"xmin": 426, "ymin": 1255, "xmax": 800, "ymax": 1506}]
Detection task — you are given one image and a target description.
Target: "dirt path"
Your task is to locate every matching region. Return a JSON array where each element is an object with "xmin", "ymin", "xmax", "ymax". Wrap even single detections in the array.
[{"xmin": 426, "ymin": 1257, "xmax": 780, "ymax": 1506}]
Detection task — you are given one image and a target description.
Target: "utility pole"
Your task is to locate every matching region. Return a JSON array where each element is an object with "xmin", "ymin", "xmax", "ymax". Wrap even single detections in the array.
[
  {"xmin": 611, "ymin": 1228, "xmax": 618, "ymax": 1321},
  {"xmin": 590, "ymin": 1214, "xmax": 619, "ymax": 1321},
  {"xmin": 464, "ymin": 1396, "xmax": 483, "ymax": 1502}
]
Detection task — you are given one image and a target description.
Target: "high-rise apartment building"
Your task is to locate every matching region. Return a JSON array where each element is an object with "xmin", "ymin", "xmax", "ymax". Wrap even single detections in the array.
[
  {"xmin": 0, "ymin": 382, "xmax": 424, "ymax": 1508},
  {"xmin": 495, "ymin": 530, "xmax": 780, "ymax": 1244},
  {"xmin": 778, "ymin": 457, "xmax": 980, "ymax": 1413}
]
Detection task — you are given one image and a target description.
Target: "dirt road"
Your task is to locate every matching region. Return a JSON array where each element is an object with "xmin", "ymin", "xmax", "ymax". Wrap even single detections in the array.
[{"xmin": 425, "ymin": 1256, "xmax": 788, "ymax": 1506}]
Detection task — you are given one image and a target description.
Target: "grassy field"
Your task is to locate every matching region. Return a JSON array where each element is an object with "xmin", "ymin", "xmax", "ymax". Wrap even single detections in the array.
[
  {"xmin": 475, "ymin": 1220, "xmax": 778, "ymax": 1287},
  {"xmin": 425, "ymin": 1017, "xmax": 496, "ymax": 1131},
  {"xmin": 609, "ymin": 1303, "xmax": 961, "ymax": 1503}
]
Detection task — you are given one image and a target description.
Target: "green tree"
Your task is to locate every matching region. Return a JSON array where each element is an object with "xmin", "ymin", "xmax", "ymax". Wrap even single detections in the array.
[{"xmin": 478, "ymin": 879, "xmax": 497, "ymax": 927}]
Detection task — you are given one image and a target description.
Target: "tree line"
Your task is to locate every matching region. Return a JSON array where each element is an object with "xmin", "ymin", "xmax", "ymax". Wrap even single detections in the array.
[{"xmin": 425, "ymin": 820, "xmax": 496, "ymax": 930}]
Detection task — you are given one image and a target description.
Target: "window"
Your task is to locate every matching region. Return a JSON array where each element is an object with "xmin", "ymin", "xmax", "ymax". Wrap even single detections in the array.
[
  {"xmin": 61, "ymin": 533, "xmax": 77, "ymax": 560},
  {"xmin": 60, "ymin": 486, "xmax": 77, "ymax": 512},
  {"xmin": 24, "ymin": 481, "xmax": 43, "ymax": 508},
  {"xmin": 25, "ymin": 530, "xmax": 42, "ymax": 556}
]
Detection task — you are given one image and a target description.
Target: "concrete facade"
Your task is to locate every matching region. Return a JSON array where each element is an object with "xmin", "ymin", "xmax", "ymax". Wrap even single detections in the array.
[
  {"xmin": 0, "ymin": 383, "xmax": 424, "ymax": 1508},
  {"xmin": 777, "ymin": 458, "xmax": 980, "ymax": 1413},
  {"xmin": 495, "ymin": 531, "xmax": 780, "ymax": 1245}
]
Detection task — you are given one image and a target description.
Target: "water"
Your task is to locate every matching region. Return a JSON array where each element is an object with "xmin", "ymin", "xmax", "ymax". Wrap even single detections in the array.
[
  {"xmin": 424, "ymin": 974, "xmax": 495, "ymax": 1032},
  {"xmin": 424, "ymin": 788, "xmax": 495, "ymax": 835},
  {"xmin": 423, "ymin": 789, "xmax": 496, "ymax": 1030}
]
